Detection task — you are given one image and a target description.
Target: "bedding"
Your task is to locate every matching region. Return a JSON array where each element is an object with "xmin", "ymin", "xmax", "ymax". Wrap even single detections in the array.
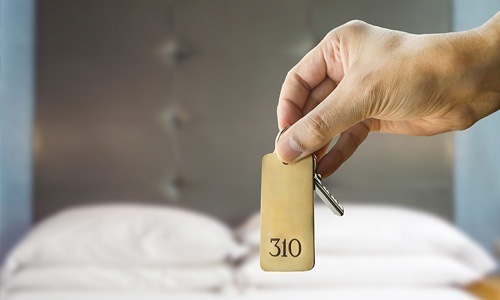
[
  {"xmin": 237, "ymin": 204, "xmax": 496, "ymax": 274},
  {"xmin": 2, "ymin": 265, "xmax": 232, "ymax": 292},
  {"xmin": 1, "ymin": 204, "xmax": 496, "ymax": 300},
  {"xmin": 239, "ymin": 288, "xmax": 479, "ymax": 300},
  {"xmin": 236, "ymin": 254, "xmax": 482, "ymax": 288},
  {"xmin": 2, "ymin": 204, "xmax": 243, "ymax": 273},
  {"xmin": 2, "ymin": 287, "xmax": 478, "ymax": 300},
  {"xmin": 1, "ymin": 204, "xmax": 240, "ymax": 299}
]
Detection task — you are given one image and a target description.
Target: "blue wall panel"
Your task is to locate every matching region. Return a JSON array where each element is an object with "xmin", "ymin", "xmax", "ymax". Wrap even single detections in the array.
[
  {"xmin": 0, "ymin": 0, "xmax": 35, "ymax": 262},
  {"xmin": 454, "ymin": 0, "xmax": 500, "ymax": 270}
]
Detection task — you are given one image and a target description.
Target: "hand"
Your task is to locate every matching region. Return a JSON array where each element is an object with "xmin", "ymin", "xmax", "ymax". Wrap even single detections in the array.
[{"xmin": 275, "ymin": 13, "xmax": 500, "ymax": 177}]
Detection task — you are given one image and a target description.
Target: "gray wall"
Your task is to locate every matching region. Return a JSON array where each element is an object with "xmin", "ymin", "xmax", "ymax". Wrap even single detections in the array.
[
  {"xmin": 0, "ymin": 0, "xmax": 35, "ymax": 261},
  {"xmin": 34, "ymin": 0, "xmax": 175, "ymax": 222},
  {"xmin": 454, "ymin": 0, "xmax": 500, "ymax": 270},
  {"xmin": 34, "ymin": 0, "xmax": 453, "ymax": 226}
]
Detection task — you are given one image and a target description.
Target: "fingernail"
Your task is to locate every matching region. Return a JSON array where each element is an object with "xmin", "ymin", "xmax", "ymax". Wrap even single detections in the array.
[{"xmin": 276, "ymin": 136, "xmax": 304, "ymax": 163}]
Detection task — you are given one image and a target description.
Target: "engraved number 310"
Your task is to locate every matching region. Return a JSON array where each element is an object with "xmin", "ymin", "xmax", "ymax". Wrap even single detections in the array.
[{"xmin": 269, "ymin": 238, "xmax": 302, "ymax": 257}]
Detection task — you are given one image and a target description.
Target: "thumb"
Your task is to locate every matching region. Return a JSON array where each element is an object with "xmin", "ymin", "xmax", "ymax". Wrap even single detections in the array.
[{"xmin": 275, "ymin": 78, "xmax": 365, "ymax": 163}]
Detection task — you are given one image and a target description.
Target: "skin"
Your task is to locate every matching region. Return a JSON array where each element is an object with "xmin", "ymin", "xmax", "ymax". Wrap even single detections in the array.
[{"xmin": 275, "ymin": 12, "xmax": 500, "ymax": 178}]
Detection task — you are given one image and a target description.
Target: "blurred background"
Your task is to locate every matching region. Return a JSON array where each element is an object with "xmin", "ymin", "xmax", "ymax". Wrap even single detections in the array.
[{"xmin": 0, "ymin": 0, "xmax": 499, "ymax": 270}]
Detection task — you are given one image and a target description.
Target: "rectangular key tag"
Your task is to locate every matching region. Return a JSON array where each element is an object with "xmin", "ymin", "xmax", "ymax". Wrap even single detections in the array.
[{"xmin": 260, "ymin": 153, "xmax": 314, "ymax": 272}]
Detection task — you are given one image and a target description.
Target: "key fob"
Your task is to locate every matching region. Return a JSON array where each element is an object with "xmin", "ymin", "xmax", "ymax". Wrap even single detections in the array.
[{"xmin": 260, "ymin": 153, "xmax": 315, "ymax": 272}]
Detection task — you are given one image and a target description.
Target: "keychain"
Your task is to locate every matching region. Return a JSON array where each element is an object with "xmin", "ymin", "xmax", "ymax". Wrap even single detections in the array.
[{"xmin": 260, "ymin": 127, "xmax": 344, "ymax": 272}]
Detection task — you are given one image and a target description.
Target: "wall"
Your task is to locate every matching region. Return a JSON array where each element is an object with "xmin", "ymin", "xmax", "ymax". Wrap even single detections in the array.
[
  {"xmin": 34, "ymin": 0, "xmax": 175, "ymax": 222},
  {"xmin": 0, "ymin": 0, "xmax": 35, "ymax": 262},
  {"xmin": 454, "ymin": 0, "xmax": 500, "ymax": 269}
]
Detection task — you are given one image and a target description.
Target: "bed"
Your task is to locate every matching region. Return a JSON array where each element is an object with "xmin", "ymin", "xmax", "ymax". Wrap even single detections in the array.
[{"xmin": 1, "ymin": 203, "xmax": 497, "ymax": 300}]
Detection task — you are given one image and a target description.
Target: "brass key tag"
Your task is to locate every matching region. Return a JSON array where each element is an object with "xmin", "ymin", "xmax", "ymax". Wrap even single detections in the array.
[{"xmin": 260, "ymin": 153, "xmax": 314, "ymax": 271}]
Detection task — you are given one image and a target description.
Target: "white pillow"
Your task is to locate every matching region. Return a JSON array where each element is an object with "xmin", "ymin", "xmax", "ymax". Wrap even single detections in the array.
[
  {"xmin": 236, "ymin": 204, "xmax": 496, "ymax": 274},
  {"xmin": 236, "ymin": 254, "xmax": 482, "ymax": 288},
  {"xmin": 230, "ymin": 288, "xmax": 478, "ymax": 300},
  {"xmin": 2, "ymin": 204, "xmax": 242, "ymax": 276},
  {"xmin": 2, "ymin": 265, "xmax": 232, "ymax": 292}
]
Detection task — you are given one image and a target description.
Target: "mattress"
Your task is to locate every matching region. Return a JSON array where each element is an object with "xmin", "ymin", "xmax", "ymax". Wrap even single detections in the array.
[
  {"xmin": 3, "ymin": 287, "xmax": 478, "ymax": 300},
  {"xmin": 2, "ymin": 204, "xmax": 495, "ymax": 300}
]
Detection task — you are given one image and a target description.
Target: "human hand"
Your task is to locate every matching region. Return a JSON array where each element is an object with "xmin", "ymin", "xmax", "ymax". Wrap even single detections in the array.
[{"xmin": 275, "ymin": 13, "xmax": 500, "ymax": 177}]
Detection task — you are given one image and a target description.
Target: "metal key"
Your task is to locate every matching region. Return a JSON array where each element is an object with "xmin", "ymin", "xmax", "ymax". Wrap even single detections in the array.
[
  {"xmin": 311, "ymin": 155, "xmax": 344, "ymax": 216},
  {"xmin": 275, "ymin": 126, "xmax": 344, "ymax": 217},
  {"xmin": 313, "ymin": 172, "xmax": 344, "ymax": 216}
]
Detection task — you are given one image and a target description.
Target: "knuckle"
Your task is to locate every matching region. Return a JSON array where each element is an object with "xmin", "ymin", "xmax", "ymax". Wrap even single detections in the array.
[
  {"xmin": 323, "ymin": 29, "xmax": 338, "ymax": 41},
  {"xmin": 284, "ymin": 69, "xmax": 296, "ymax": 84},
  {"xmin": 351, "ymin": 71, "xmax": 383, "ymax": 118},
  {"xmin": 358, "ymin": 70, "xmax": 375, "ymax": 87},
  {"xmin": 342, "ymin": 19, "xmax": 368, "ymax": 34},
  {"xmin": 452, "ymin": 106, "xmax": 476, "ymax": 131},
  {"xmin": 344, "ymin": 130, "xmax": 362, "ymax": 147},
  {"xmin": 324, "ymin": 19, "xmax": 368, "ymax": 41},
  {"xmin": 330, "ymin": 148, "xmax": 346, "ymax": 166},
  {"xmin": 307, "ymin": 113, "xmax": 331, "ymax": 145}
]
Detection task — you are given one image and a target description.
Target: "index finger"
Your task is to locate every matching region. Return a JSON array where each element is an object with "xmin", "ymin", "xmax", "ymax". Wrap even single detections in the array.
[{"xmin": 277, "ymin": 45, "xmax": 329, "ymax": 129}]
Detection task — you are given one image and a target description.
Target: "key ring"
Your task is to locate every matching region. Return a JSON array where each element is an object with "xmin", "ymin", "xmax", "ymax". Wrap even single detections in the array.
[{"xmin": 275, "ymin": 125, "xmax": 290, "ymax": 145}]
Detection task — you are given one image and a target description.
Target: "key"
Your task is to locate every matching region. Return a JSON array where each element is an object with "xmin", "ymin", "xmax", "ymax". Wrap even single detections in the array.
[
  {"xmin": 260, "ymin": 153, "xmax": 315, "ymax": 271},
  {"xmin": 313, "ymin": 172, "xmax": 344, "ymax": 216}
]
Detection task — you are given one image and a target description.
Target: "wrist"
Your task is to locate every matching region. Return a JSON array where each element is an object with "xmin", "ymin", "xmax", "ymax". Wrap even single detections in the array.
[
  {"xmin": 476, "ymin": 12, "xmax": 500, "ymax": 50},
  {"xmin": 470, "ymin": 12, "xmax": 500, "ymax": 109},
  {"xmin": 450, "ymin": 13, "xmax": 500, "ymax": 120},
  {"xmin": 420, "ymin": 12, "xmax": 500, "ymax": 127}
]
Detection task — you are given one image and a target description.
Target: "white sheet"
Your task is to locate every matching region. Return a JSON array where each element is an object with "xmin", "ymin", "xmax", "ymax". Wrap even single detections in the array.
[
  {"xmin": 2, "ymin": 265, "xmax": 232, "ymax": 292},
  {"xmin": 237, "ymin": 205, "xmax": 496, "ymax": 274},
  {"xmin": 236, "ymin": 254, "xmax": 482, "ymax": 288},
  {"xmin": 2, "ymin": 287, "xmax": 478, "ymax": 300}
]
